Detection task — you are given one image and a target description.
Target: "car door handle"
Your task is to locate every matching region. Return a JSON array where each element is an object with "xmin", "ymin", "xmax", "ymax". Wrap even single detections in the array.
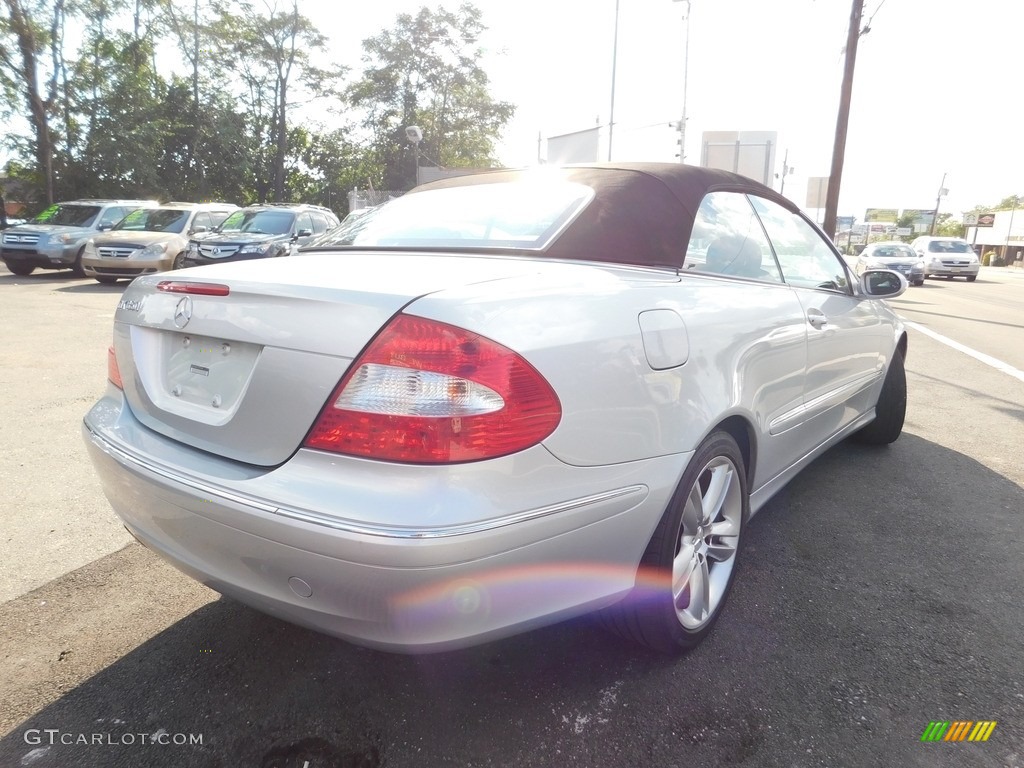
[{"xmin": 807, "ymin": 310, "xmax": 828, "ymax": 329}]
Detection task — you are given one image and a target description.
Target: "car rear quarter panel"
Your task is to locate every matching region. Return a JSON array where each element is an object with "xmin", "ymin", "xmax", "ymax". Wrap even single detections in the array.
[{"xmin": 407, "ymin": 267, "xmax": 811, "ymax": 487}]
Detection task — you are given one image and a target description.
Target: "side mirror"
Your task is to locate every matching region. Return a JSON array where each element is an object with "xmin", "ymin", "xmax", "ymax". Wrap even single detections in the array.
[
  {"xmin": 191, "ymin": 225, "xmax": 208, "ymax": 234},
  {"xmin": 297, "ymin": 228, "xmax": 313, "ymax": 238},
  {"xmin": 98, "ymin": 223, "xmax": 113, "ymax": 231},
  {"xmin": 861, "ymin": 269, "xmax": 907, "ymax": 299}
]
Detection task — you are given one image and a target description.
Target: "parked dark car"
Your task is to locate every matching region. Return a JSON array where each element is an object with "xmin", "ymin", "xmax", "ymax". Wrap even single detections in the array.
[{"xmin": 181, "ymin": 204, "xmax": 339, "ymax": 267}]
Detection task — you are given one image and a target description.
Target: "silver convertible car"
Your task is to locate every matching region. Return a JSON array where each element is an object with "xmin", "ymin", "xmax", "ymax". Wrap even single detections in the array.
[{"xmin": 83, "ymin": 164, "xmax": 909, "ymax": 654}]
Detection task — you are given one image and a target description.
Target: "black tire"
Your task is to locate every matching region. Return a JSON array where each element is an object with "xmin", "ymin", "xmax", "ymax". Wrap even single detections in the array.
[
  {"xmin": 966, "ymin": 275, "xmax": 977, "ymax": 282},
  {"xmin": 5, "ymin": 261, "xmax": 34, "ymax": 276},
  {"xmin": 172, "ymin": 252, "xmax": 186, "ymax": 270},
  {"xmin": 913, "ymin": 279, "xmax": 924, "ymax": 286},
  {"xmin": 853, "ymin": 349, "xmax": 906, "ymax": 445},
  {"xmin": 71, "ymin": 246, "xmax": 87, "ymax": 277},
  {"xmin": 600, "ymin": 431, "xmax": 748, "ymax": 654},
  {"xmin": 94, "ymin": 276, "xmax": 119, "ymax": 285}
]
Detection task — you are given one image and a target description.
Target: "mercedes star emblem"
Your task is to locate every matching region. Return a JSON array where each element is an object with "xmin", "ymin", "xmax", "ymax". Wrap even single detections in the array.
[{"xmin": 173, "ymin": 296, "xmax": 193, "ymax": 329}]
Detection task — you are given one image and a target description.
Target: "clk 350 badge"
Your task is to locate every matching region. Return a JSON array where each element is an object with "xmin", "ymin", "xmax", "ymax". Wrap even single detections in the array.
[{"xmin": 117, "ymin": 297, "xmax": 145, "ymax": 312}]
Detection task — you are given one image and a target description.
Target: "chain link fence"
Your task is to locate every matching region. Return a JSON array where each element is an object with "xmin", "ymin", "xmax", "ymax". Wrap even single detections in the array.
[{"xmin": 347, "ymin": 189, "xmax": 405, "ymax": 212}]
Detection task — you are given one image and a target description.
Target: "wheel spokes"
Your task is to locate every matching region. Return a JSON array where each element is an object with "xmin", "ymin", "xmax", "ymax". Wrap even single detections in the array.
[
  {"xmin": 670, "ymin": 453, "xmax": 743, "ymax": 630},
  {"xmin": 673, "ymin": 552, "xmax": 710, "ymax": 623},
  {"xmin": 700, "ymin": 462, "xmax": 733, "ymax": 524}
]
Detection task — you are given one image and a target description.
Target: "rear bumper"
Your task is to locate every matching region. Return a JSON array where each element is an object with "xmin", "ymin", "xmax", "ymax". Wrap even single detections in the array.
[
  {"xmin": 925, "ymin": 263, "xmax": 979, "ymax": 278},
  {"xmin": 82, "ymin": 390, "xmax": 687, "ymax": 652}
]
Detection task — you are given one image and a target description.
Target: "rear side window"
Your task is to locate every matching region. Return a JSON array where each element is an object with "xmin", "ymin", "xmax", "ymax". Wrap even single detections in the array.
[
  {"xmin": 685, "ymin": 191, "xmax": 782, "ymax": 283},
  {"xmin": 309, "ymin": 212, "xmax": 329, "ymax": 234},
  {"xmin": 99, "ymin": 207, "xmax": 129, "ymax": 228}
]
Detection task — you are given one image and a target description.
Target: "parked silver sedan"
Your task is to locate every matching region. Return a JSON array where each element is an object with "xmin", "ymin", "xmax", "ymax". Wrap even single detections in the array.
[{"xmin": 83, "ymin": 163, "xmax": 909, "ymax": 654}]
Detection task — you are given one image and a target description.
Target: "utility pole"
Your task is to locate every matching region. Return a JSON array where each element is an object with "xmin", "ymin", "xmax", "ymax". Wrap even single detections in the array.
[
  {"xmin": 822, "ymin": 0, "xmax": 864, "ymax": 241},
  {"xmin": 928, "ymin": 172, "xmax": 948, "ymax": 236}
]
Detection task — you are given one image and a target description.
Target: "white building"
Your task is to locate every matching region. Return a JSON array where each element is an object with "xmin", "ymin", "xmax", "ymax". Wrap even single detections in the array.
[{"xmin": 964, "ymin": 208, "xmax": 1024, "ymax": 264}]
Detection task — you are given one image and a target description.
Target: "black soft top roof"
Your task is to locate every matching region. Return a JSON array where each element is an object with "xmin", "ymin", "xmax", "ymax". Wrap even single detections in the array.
[{"xmin": 412, "ymin": 163, "xmax": 801, "ymax": 270}]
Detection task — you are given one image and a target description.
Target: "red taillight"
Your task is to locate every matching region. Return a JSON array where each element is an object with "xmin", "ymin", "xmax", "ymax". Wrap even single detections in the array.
[
  {"xmin": 156, "ymin": 281, "xmax": 230, "ymax": 296},
  {"xmin": 107, "ymin": 345, "xmax": 123, "ymax": 389},
  {"xmin": 304, "ymin": 315, "xmax": 562, "ymax": 463}
]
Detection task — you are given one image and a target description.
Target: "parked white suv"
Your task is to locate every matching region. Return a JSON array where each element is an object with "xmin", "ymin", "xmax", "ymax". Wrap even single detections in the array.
[{"xmin": 910, "ymin": 236, "xmax": 980, "ymax": 282}]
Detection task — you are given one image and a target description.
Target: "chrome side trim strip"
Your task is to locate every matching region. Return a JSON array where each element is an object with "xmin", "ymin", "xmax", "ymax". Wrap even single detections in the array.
[
  {"xmin": 86, "ymin": 422, "xmax": 648, "ymax": 540},
  {"xmin": 275, "ymin": 485, "xmax": 648, "ymax": 540},
  {"xmin": 85, "ymin": 423, "xmax": 277, "ymax": 514},
  {"xmin": 768, "ymin": 370, "xmax": 880, "ymax": 434}
]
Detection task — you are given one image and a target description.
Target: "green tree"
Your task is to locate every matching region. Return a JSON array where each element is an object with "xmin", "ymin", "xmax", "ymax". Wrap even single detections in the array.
[
  {"xmin": 0, "ymin": 0, "xmax": 64, "ymax": 204},
  {"xmin": 292, "ymin": 126, "xmax": 377, "ymax": 214},
  {"xmin": 212, "ymin": 0, "xmax": 343, "ymax": 202},
  {"xmin": 934, "ymin": 213, "xmax": 964, "ymax": 238},
  {"xmin": 348, "ymin": 3, "xmax": 514, "ymax": 190},
  {"xmin": 157, "ymin": 77, "xmax": 254, "ymax": 203}
]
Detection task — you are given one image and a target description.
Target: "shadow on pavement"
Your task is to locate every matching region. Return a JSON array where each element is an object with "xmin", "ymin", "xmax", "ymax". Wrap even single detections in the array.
[
  {"xmin": 53, "ymin": 281, "xmax": 127, "ymax": 295},
  {"xmin": 1, "ymin": 435, "xmax": 1022, "ymax": 768}
]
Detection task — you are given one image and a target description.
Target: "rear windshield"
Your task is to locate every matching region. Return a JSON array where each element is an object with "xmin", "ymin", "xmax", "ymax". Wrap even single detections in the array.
[
  {"xmin": 114, "ymin": 208, "xmax": 191, "ymax": 233},
  {"xmin": 308, "ymin": 182, "xmax": 594, "ymax": 251},
  {"xmin": 30, "ymin": 204, "xmax": 101, "ymax": 227},
  {"xmin": 874, "ymin": 245, "xmax": 915, "ymax": 258},
  {"xmin": 927, "ymin": 240, "xmax": 972, "ymax": 253}
]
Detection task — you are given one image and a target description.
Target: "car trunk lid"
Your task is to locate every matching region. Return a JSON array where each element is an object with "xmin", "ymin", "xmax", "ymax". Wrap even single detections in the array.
[{"xmin": 111, "ymin": 253, "xmax": 553, "ymax": 466}]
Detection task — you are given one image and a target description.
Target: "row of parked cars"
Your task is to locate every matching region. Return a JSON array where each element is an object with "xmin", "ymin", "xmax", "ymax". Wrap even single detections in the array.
[
  {"xmin": 0, "ymin": 198, "xmax": 342, "ymax": 283},
  {"xmin": 852, "ymin": 236, "xmax": 981, "ymax": 285}
]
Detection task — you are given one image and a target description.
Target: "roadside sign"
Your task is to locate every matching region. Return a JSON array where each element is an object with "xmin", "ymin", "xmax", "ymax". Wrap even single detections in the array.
[
  {"xmin": 865, "ymin": 208, "xmax": 898, "ymax": 222},
  {"xmin": 896, "ymin": 227, "xmax": 912, "ymax": 236},
  {"xmin": 977, "ymin": 213, "xmax": 995, "ymax": 227},
  {"xmin": 806, "ymin": 177, "xmax": 829, "ymax": 208},
  {"xmin": 963, "ymin": 213, "xmax": 979, "ymax": 226}
]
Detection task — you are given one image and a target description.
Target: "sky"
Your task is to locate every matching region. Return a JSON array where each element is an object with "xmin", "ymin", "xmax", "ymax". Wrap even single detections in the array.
[
  {"xmin": 302, "ymin": 0, "xmax": 1020, "ymax": 222},
  {"xmin": 5, "ymin": 0, "xmax": 1023, "ymax": 222}
]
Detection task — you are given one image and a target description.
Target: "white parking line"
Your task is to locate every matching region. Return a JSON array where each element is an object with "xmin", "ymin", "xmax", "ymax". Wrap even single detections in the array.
[{"xmin": 903, "ymin": 320, "xmax": 1024, "ymax": 384}]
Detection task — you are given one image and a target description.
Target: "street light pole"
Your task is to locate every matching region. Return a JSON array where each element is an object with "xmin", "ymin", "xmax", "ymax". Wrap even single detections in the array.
[
  {"xmin": 608, "ymin": 0, "xmax": 620, "ymax": 161},
  {"xmin": 777, "ymin": 148, "xmax": 794, "ymax": 194},
  {"xmin": 672, "ymin": 0, "xmax": 691, "ymax": 163}
]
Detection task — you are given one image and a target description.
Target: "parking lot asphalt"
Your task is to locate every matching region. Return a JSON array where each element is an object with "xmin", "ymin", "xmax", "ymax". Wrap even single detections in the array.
[{"xmin": 1, "ymin": 264, "xmax": 1022, "ymax": 768}]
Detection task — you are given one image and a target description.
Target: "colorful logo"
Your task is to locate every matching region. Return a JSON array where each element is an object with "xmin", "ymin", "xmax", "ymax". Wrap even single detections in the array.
[{"xmin": 921, "ymin": 721, "xmax": 997, "ymax": 742}]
